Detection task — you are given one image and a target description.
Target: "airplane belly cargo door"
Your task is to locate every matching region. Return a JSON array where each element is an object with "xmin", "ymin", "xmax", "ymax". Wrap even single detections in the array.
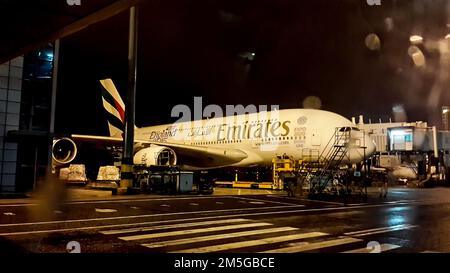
[{"xmin": 312, "ymin": 129, "xmax": 321, "ymax": 146}]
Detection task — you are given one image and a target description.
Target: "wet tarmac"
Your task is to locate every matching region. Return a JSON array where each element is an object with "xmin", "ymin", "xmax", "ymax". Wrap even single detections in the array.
[{"xmin": 0, "ymin": 186, "xmax": 449, "ymax": 253}]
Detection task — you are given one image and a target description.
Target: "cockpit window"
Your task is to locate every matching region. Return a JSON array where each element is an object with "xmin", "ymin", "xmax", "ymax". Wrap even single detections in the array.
[{"xmin": 339, "ymin": 127, "xmax": 360, "ymax": 132}]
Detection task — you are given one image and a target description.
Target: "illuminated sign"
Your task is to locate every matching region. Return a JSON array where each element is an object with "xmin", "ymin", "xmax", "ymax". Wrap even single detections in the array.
[{"xmin": 389, "ymin": 128, "xmax": 413, "ymax": 151}]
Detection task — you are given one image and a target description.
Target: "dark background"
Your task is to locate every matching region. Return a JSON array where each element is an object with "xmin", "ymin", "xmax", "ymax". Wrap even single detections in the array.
[{"xmin": 55, "ymin": 0, "xmax": 450, "ymax": 135}]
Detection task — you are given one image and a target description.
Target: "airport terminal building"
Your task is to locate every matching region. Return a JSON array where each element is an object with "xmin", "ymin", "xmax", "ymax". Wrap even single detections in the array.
[
  {"xmin": 0, "ymin": 45, "xmax": 54, "ymax": 193},
  {"xmin": 0, "ymin": 57, "xmax": 23, "ymax": 193}
]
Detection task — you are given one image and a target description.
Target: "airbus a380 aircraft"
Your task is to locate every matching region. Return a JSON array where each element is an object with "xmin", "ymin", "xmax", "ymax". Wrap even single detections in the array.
[{"xmin": 52, "ymin": 79, "xmax": 376, "ymax": 170}]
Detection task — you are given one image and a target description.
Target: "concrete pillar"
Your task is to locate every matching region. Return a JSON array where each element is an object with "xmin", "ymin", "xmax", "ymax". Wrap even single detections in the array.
[{"xmin": 119, "ymin": 6, "xmax": 139, "ymax": 194}]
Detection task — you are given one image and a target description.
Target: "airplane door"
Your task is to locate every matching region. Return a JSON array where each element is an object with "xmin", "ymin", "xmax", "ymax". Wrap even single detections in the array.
[{"xmin": 312, "ymin": 129, "xmax": 321, "ymax": 146}]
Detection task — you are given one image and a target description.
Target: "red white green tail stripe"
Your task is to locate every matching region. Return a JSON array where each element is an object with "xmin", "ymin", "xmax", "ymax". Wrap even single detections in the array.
[{"xmin": 100, "ymin": 79, "xmax": 126, "ymax": 137}]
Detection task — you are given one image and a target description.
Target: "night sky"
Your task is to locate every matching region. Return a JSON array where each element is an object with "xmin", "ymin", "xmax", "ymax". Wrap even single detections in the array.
[{"xmin": 55, "ymin": 0, "xmax": 450, "ymax": 136}]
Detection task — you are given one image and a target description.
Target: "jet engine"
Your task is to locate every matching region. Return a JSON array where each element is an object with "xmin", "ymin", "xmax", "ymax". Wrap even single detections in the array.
[
  {"xmin": 52, "ymin": 138, "xmax": 78, "ymax": 166},
  {"xmin": 133, "ymin": 146, "xmax": 177, "ymax": 167}
]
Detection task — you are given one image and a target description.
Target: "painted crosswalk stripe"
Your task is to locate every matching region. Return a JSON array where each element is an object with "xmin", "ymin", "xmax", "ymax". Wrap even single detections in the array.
[
  {"xmin": 343, "ymin": 243, "xmax": 401, "ymax": 253},
  {"xmin": 142, "ymin": 226, "xmax": 299, "ymax": 249},
  {"xmin": 261, "ymin": 237, "xmax": 362, "ymax": 253},
  {"xmin": 95, "ymin": 208, "xmax": 117, "ymax": 213},
  {"xmin": 101, "ymin": 218, "xmax": 249, "ymax": 235},
  {"xmin": 173, "ymin": 232, "xmax": 328, "ymax": 253},
  {"xmin": 344, "ymin": 224, "xmax": 417, "ymax": 237},
  {"xmin": 119, "ymin": 222, "xmax": 272, "ymax": 241}
]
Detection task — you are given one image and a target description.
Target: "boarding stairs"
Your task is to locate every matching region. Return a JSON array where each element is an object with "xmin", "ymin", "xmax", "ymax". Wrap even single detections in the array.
[
  {"xmin": 297, "ymin": 127, "xmax": 354, "ymax": 195},
  {"xmin": 310, "ymin": 128, "xmax": 351, "ymax": 193}
]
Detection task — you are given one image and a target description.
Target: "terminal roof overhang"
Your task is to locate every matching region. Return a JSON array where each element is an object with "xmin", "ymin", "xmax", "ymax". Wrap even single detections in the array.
[{"xmin": 0, "ymin": 0, "xmax": 139, "ymax": 64}]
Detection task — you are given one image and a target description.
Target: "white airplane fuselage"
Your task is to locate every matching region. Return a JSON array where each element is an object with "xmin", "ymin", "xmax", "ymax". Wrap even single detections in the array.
[{"xmin": 134, "ymin": 109, "xmax": 376, "ymax": 169}]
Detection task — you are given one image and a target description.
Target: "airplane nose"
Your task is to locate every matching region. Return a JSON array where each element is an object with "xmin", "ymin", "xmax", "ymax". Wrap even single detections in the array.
[{"xmin": 347, "ymin": 131, "xmax": 377, "ymax": 163}]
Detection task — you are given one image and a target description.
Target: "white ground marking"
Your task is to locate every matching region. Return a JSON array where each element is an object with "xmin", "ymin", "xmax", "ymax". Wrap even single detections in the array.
[
  {"xmin": 215, "ymin": 202, "xmax": 224, "ymax": 205},
  {"xmin": 347, "ymin": 203, "xmax": 368, "ymax": 206},
  {"xmin": 189, "ymin": 203, "xmax": 199, "ymax": 206},
  {"xmin": 344, "ymin": 224, "xmax": 417, "ymax": 237},
  {"xmin": 130, "ymin": 207, "xmax": 139, "ymax": 210},
  {"xmin": 343, "ymin": 243, "xmax": 401, "ymax": 253},
  {"xmin": 0, "ymin": 204, "xmax": 38, "ymax": 208},
  {"xmin": 249, "ymin": 202, "xmax": 265, "ymax": 205},
  {"xmin": 234, "ymin": 196, "xmax": 303, "ymax": 206},
  {"xmin": 0, "ymin": 200, "xmax": 426, "ymax": 229},
  {"xmin": 0, "ymin": 204, "xmax": 303, "ymax": 228},
  {"xmin": 344, "ymin": 224, "xmax": 411, "ymax": 235},
  {"xmin": 53, "ymin": 210, "xmax": 63, "ymax": 214},
  {"xmin": 0, "ymin": 218, "xmax": 256, "ymax": 237},
  {"xmin": 261, "ymin": 237, "xmax": 362, "ymax": 253},
  {"xmin": 384, "ymin": 200, "xmax": 420, "ymax": 204},
  {"xmin": 287, "ymin": 241, "xmax": 309, "ymax": 247},
  {"xmin": 389, "ymin": 191, "xmax": 408, "ymax": 194},
  {"xmin": 142, "ymin": 227, "xmax": 299, "ymax": 249},
  {"xmin": 100, "ymin": 218, "xmax": 249, "ymax": 235},
  {"xmin": 3, "ymin": 212, "xmax": 15, "ymax": 216},
  {"xmin": 119, "ymin": 222, "xmax": 272, "ymax": 241},
  {"xmin": 265, "ymin": 195, "xmax": 344, "ymax": 205},
  {"xmin": 174, "ymin": 232, "xmax": 328, "ymax": 253},
  {"xmin": 160, "ymin": 204, "xmax": 170, "ymax": 207},
  {"xmin": 0, "ymin": 196, "xmax": 236, "ymax": 207},
  {"xmin": 0, "ymin": 202, "xmax": 422, "ymax": 237},
  {"xmin": 67, "ymin": 196, "xmax": 235, "ymax": 204},
  {"xmin": 95, "ymin": 208, "xmax": 118, "ymax": 213}
]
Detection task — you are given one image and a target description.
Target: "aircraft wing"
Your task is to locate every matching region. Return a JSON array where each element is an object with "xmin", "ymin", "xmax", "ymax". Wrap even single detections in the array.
[
  {"xmin": 71, "ymin": 134, "xmax": 124, "ymax": 144},
  {"xmin": 70, "ymin": 134, "xmax": 248, "ymax": 168}
]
